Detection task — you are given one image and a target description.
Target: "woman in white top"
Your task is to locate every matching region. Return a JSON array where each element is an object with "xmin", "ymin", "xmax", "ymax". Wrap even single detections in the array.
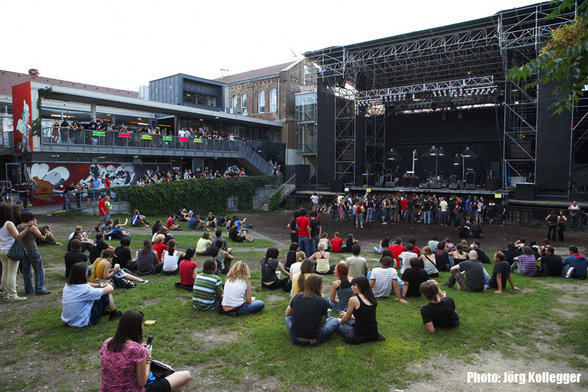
[
  {"xmin": 0, "ymin": 203, "xmax": 32, "ymax": 301},
  {"xmin": 162, "ymin": 240, "xmax": 185, "ymax": 274},
  {"xmin": 419, "ymin": 246, "xmax": 439, "ymax": 277},
  {"xmin": 221, "ymin": 261, "xmax": 265, "ymax": 316},
  {"xmin": 309, "ymin": 242, "xmax": 332, "ymax": 274}
]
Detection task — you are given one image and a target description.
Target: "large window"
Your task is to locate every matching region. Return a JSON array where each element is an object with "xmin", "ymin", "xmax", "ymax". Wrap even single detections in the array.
[
  {"xmin": 269, "ymin": 88, "xmax": 277, "ymax": 112},
  {"xmin": 183, "ymin": 91, "xmax": 217, "ymax": 107},
  {"xmin": 231, "ymin": 95, "xmax": 238, "ymax": 109},
  {"xmin": 241, "ymin": 94, "xmax": 247, "ymax": 115},
  {"xmin": 258, "ymin": 91, "xmax": 266, "ymax": 113}
]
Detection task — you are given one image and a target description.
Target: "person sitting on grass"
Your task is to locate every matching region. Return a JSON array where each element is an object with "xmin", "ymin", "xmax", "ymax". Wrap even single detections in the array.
[
  {"xmin": 102, "ymin": 219, "xmax": 126, "ymax": 240},
  {"xmin": 345, "ymin": 244, "xmax": 368, "ymax": 279},
  {"xmin": 61, "ymin": 262, "xmax": 121, "ymax": 327},
  {"xmin": 310, "ymin": 241, "xmax": 332, "ymax": 275},
  {"xmin": 327, "ymin": 263, "xmax": 354, "ymax": 312},
  {"xmin": 288, "ymin": 251, "xmax": 306, "ymax": 285},
  {"xmin": 337, "ymin": 276, "xmax": 386, "ymax": 344},
  {"xmin": 64, "ymin": 239, "xmax": 88, "ymax": 278},
  {"xmin": 401, "ymin": 257, "xmax": 428, "ymax": 298},
  {"xmin": 284, "ymin": 242, "xmax": 299, "ymax": 273},
  {"xmin": 512, "ymin": 246, "xmax": 538, "ymax": 277},
  {"xmin": 68, "ymin": 226, "xmax": 94, "ymax": 253},
  {"xmin": 398, "ymin": 243, "xmax": 418, "ymax": 275},
  {"xmin": 162, "ymin": 240, "xmax": 185, "ymax": 275},
  {"xmin": 137, "ymin": 240, "xmax": 164, "ymax": 275},
  {"xmin": 100, "ymin": 310, "xmax": 191, "ymax": 392},
  {"xmin": 537, "ymin": 246, "xmax": 563, "ymax": 277},
  {"xmin": 220, "ymin": 261, "xmax": 265, "ymax": 316},
  {"xmin": 151, "ymin": 220, "xmax": 163, "ymax": 236},
  {"xmin": 114, "ymin": 237, "xmax": 137, "ymax": 271},
  {"xmin": 192, "ymin": 258, "xmax": 223, "ymax": 311},
  {"xmin": 562, "ymin": 246, "xmax": 587, "ymax": 280},
  {"xmin": 285, "ymin": 274, "xmax": 340, "ymax": 347},
  {"xmin": 370, "ymin": 256, "xmax": 406, "ymax": 302},
  {"xmin": 443, "ymin": 252, "xmax": 485, "ymax": 292},
  {"xmin": 91, "ymin": 248, "xmax": 147, "ymax": 285},
  {"xmin": 130, "ymin": 209, "xmax": 149, "ymax": 227},
  {"xmin": 36, "ymin": 224, "xmax": 61, "ymax": 246},
  {"xmin": 489, "ymin": 251, "xmax": 519, "ymax": 293},
  {"xmin": 188, "ymin": 213, "xmax": 208, "ymax": 230},
  {"xmin": 319, "ymin": 232, "xmax": 330, "ymax": 251},
  {"xmin": 229, "ymin": 223, "xmax": 253, "ymax": 243},
  {"xmin": 207, "ymin": 212, "xmax": 217, "ymax": 228},
  {"xmin": 341, "ymin": 233, "xmax": 359, "ymax": 253},
  {"xmin": 330, "ymin": 232, "xmax": 343, "ymax": 253},
  {"xmin": 152, "ymin": 234, "xmax": 168, "ymax": 262},
  {"xmin": 89, "ymin": 233, "xmax": 109, "ymax": 263},
  {"xmin": 419, "ymin": 280, "xmax": 460, "ymax": 333},
  {"xmin": 196, "ymin": 232, "xmax": 212, "ymax": 255},
  {"xmin": 291, "ymin": 259, "xmax": 316, "ymax": 298},
  {"xmin": 373, "ymin": 237, "xmax": 390, "ymax": 254},
  {"xmin": 260, "ymin": 248, "xmax": 290, "ymax": 291},
  {"xmin": 166, "ymin": 216, "xmax": 182, "ymax": 231},
  {"xmin": 420, "ymin": 246, "xmax": 439, "ymax": 278},
  {"xmin": 175, "ymin": 248, "xmax": 197, "ymax": 291},
  {"xmin": 210, "ymin": 241, "xmax": 234, "ymax": 275}
]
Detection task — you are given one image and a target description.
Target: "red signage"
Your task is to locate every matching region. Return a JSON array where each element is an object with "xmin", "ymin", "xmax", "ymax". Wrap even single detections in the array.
[
  {"xmin": 179, "ymin": 137, "xmax": 189, "ymax": 142},
  {"xmin": 12, "ymin": 82, "xmax": 33, "ymax": 153},
  {"xmin": 118, "ymin": 132, "xmax": 131, "ymax": 138}
]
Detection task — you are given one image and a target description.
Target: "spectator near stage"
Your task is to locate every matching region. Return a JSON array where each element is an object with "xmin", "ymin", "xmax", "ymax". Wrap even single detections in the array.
[
  {"xmin": 295, "ymin": 209, "xmax": 311, "ymax": 257},
  {"xmin": 388, "ymin": 238, "xmax": 406, "ymax": 263}
]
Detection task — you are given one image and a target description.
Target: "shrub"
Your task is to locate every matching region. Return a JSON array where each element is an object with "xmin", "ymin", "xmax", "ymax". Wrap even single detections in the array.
[{"xmin": 267, "ymin": 189, "xmax": 282, "ymax": 211}]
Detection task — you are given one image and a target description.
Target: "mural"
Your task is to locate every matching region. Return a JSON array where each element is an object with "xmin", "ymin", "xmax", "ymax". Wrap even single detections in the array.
[
  {"xmin": 12, "ymin": 82, "xmax": 33, "ymax": 153},
  {"xmin": 24, "ymin": 162, "xmax": 169, "ymax": 205}
]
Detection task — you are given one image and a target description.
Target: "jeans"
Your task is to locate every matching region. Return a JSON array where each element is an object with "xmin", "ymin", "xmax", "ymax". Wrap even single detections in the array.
[
  {"xmin": 89, "ymin": 295, "xmax": 110, "ymax": 326},
  {"xmin": 21, "ymin": 249, "xmax": 47, "ymax": 294},
  {"xmin": 366, "ymin": 208, "xmax": 374, "ymax": 222},
  {"xmin": 63, "ymin": 195, "xmax": 71, "ymax": 210},
  {"xmin": 440, "ymin": 211, "xmax": 448, "ymax": 225},
  {"xmin": 299, "ymin": 236, "xmax": 310, "ymax": 258},
  {"xmin": 285, "ymin": 315, "xmax": 340, "ymax": 346},
  {"xmin": 238, "ymin": 300, "xmax": 265, "ymax": 316},
  {"xmin": 337, "ymin": 319, "xmax": 355, "ymax": 340},
  {"xmin": 310, "ymin": 236, "xmax": 319, "ymax": 255},
  {"xmin": 424, "ymin": 211, "xmax": 432, "ymax": 224},
  {"xmin": 0, "ymin": 250, "xmax": 20, "ymax": 299}
]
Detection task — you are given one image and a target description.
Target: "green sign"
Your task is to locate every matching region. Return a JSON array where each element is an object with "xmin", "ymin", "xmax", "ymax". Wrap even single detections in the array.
[
  {"xmin": 92, "ymin": 131, "xmax": 105, "ymax": 137},
  {"xmin": 141, "ymin": 135, "xmax": 152, "ymax": 140},
  {"xmin": 162, "ymin": 136, "xmax": 172, "ymax": 141},
  {"xmin": 194, "ymin": 138, "xmax": 203, "ymax": 143}
]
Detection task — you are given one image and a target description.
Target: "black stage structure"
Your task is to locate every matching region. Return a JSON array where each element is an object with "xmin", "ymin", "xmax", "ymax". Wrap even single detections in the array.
[{"xmin": 304, "ymin": 1, "xmax": 587, "ymax": 200}]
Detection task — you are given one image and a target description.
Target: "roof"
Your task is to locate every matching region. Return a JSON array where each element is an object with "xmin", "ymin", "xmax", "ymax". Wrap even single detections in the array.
[
  {"xmin": 216, "ymin": 61, "xmax": 297, "ymax": 84},
  {"xmin": 0, "ymin": 69, "xmax": 138, "ymax": 98}
]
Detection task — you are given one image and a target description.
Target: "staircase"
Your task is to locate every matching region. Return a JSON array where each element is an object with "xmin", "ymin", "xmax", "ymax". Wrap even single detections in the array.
[{"xmin": 255, "ymin": 174, "xmax": 297, "ymax": 210}]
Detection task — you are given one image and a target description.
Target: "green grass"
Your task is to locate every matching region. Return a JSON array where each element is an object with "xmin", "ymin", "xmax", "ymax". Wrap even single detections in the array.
[{"xmin": 5, "ymin": 223, "xmax": 588, "ymax": 390}]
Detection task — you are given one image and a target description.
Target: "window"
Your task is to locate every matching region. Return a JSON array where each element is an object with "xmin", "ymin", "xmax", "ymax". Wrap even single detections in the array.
[
  {"xmin": 241, "ymin": 94, "xmax": 247, "ymax": 115},
  {"xmin": 231, "ymin": 95, "xmax": 238, "ymax": 109},
  {"xmin": 258, "ymin": 91, "xmax": 266, "ymax": 113},
  {"xmin": 269, "ymin": 88, "xmax": 277, "ymax": 112}
]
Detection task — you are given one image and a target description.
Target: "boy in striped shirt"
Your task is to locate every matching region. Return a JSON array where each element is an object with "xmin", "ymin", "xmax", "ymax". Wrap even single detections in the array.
[{"xmin": 193, "ymin": 258, "xmax": 223, "ymax": 311}]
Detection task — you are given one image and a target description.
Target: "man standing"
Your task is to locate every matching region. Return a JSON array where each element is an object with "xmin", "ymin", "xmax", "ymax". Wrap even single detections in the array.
[
  {"xmin": 62, "ymin": 183, "xmax": 76, "ymax": 211},
  {"xmin": 439, "ymin": 197, "xmax": 448, "ymax": 226},
  {"xmin": 310, "ymin": 193, "xmax": 320, "ymax": 212},
  {"xmin": 295, "ymin": 208, "xmax": 311, "ymax": 257},
  {"xmin": 95, "ymin": 194, "xmax": 108, "ymax": 232},
  {"xmin": 568, "ymin": 201, "xmax": 582, "ymax": 232},
  {"xmin": 309, "ymin": 211, "xmax": 321, "ymax": 255}
]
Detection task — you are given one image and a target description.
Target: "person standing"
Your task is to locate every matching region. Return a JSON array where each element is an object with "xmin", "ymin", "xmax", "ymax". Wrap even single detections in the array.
[
  {"xmin": 568, "ymin": 201, "xmax": 581, "ymax": 232},
  {"xmin": 0, "ymin": 203, "xmax": 31, "ymax": 301},
  {"xmin": 557, "ymin": 210, "xmax": 568, "ymax": 242},
  {"xmin": 545, "ymin": 210, "xmax": 558, "ymax": 242},
  {"xmin": 296, "ymin": 209, "xmax": 311, "ymax": 257},
  {"xmin": 310, "ymin": 193, "xmax": 320, "ymax": 212},
  {"xmin": 17, "ymin": 211, "xmax": 50, "ymax": 295},
  {"xmin": 95, "ymin": 194, "xmax": 109, "ymax": 232}
]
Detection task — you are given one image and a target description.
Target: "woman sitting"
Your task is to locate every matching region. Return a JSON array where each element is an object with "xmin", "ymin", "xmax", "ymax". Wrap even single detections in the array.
[
  {"xmin": 513, "ymin": 246, "xmax": 538, "ymax": 277},
  {"xmin": 61, "ymin": 262, "xmax": 121, "ymax": 327},
  {"xmin": 285, "ymin": 274, "xmax": 340, "ymax": 346},
  {"xmin": 175, "ymin": 248, "xmax": 197, "ymax": 291},
  {"xmin": 309, "ymin": 242, "xmax": 333, "ymax": 275},
  {"xmin": 291, "ymin": 259, "xmax": 316, "ymax": 298},
  {"xmin": 137, "ymin": 240, "xmax": 164, "ymax": 275},
  {"xmin": 451, "ymin": 244, "xmax": 469, "ymax": 264},
  {"xmin": 327, "ymin": 263, "xmax": 354, "ymax": 312},
  {"xmin": 228, "ymin": 224, "xmax": 253, "ymax": 243},
  {"xmin": 260, "ymin": 248, "xmax": 290, "ymax": 291},
  {"xmin": 195, "ymin": 233, "xmax": 212, "ymax": 255},
  {"xmin": 220, "ymin": 261, "xmax": 265, "ymax": 316},
  {"xmin": 401, "ymin": 257, "xmax": 428, "ymax": 298},
  {"xmin": 192, "ymin": 258, "xmax": 223, "ymax": 311},
  {"xmin": 284, "ymin": 243, "xmax": 299, "ymax": 273},
  {"xmin": 419, "ymin": 280, "xmax": 460, "ymax": 333},
  {"xmin": 318, "ymin": 233, "xmax": 330, "ymax": 251},
  {"xmin": 337, "ymin": 276, "xmax": 385, "ymax": 344},
  {"xmin": 373, "ymin": 237, "xmax": 390, "ymax": 254},
  {"xmin": 162, "ymin": 240, "xmax": 185, "ymax": 275},
  {"xmin": 341, "ymin": 233, "xmax": 358, "ymax": 253},
  {"xmin": 91, "ymin": 248, "xmax": 147, "ymax": 285},
  {"xmin": 100, "ymin": 310, "xmax": 191, "ymax": 392},
  {"xmin": 152, "ymin": 234, "xmax": 168, "ymax": 262},
  {"xmin": 419, "ymin": 246, "xmax": 439, "ymax": 277},
  {"xmin": 210, "ymin": 241, "xmax": 234, "ymax": 275}
]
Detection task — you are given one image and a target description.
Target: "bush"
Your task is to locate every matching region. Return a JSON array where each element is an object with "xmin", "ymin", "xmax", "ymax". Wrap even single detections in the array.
[
  {"xmin": 114, "ymin": 176, "xmax": 279, "ymax": 216},
  {"xmin": 267, "ymin": 189, "xmax": 282, "ymax": 211}
]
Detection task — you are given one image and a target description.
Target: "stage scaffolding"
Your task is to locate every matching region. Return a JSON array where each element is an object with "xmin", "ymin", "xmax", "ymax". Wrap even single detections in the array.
[{"xmin": 305, "ymin": 1, "xmax": 578, "ymax": 188}]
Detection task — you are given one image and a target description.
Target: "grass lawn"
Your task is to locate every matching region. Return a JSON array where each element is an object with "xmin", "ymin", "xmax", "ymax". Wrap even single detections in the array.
[{"xmin": 1, "ymin": 217, "xmax": 587, "ymax": 391}]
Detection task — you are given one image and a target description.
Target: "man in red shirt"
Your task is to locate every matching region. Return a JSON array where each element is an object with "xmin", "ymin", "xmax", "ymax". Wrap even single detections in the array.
[
  {"xmin": 388, "ymin": 238, "xmax": 406, "ymax": 263},
  {"xmin": 400, "ymin": 195, "xmax": 408, "ymax": 221},
  {"xmin": 104, "ymin": 175, "xmax": 111, "ymax": 188},
  {"xmin": 295, "ymin": 208, "xmax": 311, "ymax": 257},
  {"xmin": 95, "ymin": 194, "xmax": 108, "ymax": 232},
  {"xmin": 331, "ymin": 232, "xmax": 343, "ymax": 253}
]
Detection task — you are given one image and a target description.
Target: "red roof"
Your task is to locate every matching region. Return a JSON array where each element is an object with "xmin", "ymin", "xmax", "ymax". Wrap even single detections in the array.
[
  {"xmin": 216, "ymin": 61, "xmax": 297, "ymax": 84},
  {"xmin": 0, "ymin": 69, "xmax": 138, "ymax": 98}
]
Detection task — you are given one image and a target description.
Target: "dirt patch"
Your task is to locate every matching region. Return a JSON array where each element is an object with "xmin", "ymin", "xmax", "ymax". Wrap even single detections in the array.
[
  {"xmin": 191, "ymin": 327, "xmax": 240, "ymax": 350},
  {"xmin": 264, "ymin": 293, "xmax": 286, "ymax": 304},
  {"xmin": 142, "ymin": 297, "xmax": 161, "ymax": 306}
]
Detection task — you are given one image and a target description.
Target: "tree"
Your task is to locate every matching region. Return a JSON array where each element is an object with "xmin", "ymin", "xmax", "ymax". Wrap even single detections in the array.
[{"xmin": 507, "ymin": 0, "xmax": 588, "ymax": 114}]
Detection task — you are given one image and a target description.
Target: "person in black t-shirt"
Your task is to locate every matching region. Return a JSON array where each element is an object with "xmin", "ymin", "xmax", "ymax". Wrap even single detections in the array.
[
  {"xmin": 64, "ymin": 239, "xmax": 88, "ymax": 278},
  {"xmin": 114, "ymin": 236, "xmax": 136, "ymax": 271},
  {"xmin": 89, "ymin": 233, "xmax": 109, "ymax": 263},
  {"xmin": 537, "ymin": 246, "xmax": 563, "ymax": 277},
  {"xmin": 287, "ymin": 211, "xmax": 299, "ymax": 243},
  {"xmin": 502, "ymin": 243, "xmax": 520, "ymax": 266},
  {"xmin": 402, "ymin": 257, "xmax": 428, "ymax": 298},
  {"xmin": 434, "ymin": 241, "xmax": 451, "ymax": 271},
  {"xmin": 488, "ymin": 252, "xmax": 519, "ymax": 293},
  {"xmin": 419, "ymin": 280, "xmax": 459, "ymax": 333}
]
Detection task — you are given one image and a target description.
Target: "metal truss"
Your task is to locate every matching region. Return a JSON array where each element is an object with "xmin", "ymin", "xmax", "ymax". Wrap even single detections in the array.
[
  {"xmin": 365, "ymin": 114, "xmax": 386, "ymax": 175},
  {"xmin": 335, "ymin": 94, "xmax": 356, "ymax": 184}
]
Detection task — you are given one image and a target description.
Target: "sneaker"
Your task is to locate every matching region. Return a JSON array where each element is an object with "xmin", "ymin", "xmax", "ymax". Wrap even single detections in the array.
[
  {"xmin": 138, "ymin": 280, "xmax": 149, "ymax": 285},
  {"xmin": 36, "ymin": 290, "xmax": 51, "ymax": 295},
  {"xmin": 6, "ymin": 296, "xmax": 27, "ymax": 302},
  {"xmin": 109, "ymin": 310, "xmax": 123, "ymax": 320},
  {"xmin": 54, "ymin": 242, "xmax": 62, "ymax": 246}
]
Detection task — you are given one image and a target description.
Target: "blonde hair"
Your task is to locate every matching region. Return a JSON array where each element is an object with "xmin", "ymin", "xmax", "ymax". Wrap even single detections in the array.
[
  {"xmin": 296, "ymin": 251, "xmax": 306, "ymax": 262},
  {"xmin": 154, "ymin": 234, "xmax": 165, "ymax": 243},
  {"xmin": 318, "ymin": 242, "xmax": 327, "ymax": 251},
  {"xmin": 423, "ymin": 246, "xmax": 432, "ymax": 256},
  {"xmin": 226, "ymin": 261, "xmax": 250, "ymax": 283}
]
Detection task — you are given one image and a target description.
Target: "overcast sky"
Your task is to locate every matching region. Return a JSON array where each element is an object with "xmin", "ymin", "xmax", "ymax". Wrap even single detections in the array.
[{"xmin": 4, "ymin": 0, "xmax": 541, "ymax": 91}]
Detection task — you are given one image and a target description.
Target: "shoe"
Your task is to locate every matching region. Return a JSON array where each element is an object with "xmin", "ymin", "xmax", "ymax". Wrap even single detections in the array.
[
  {"xmin": 54, "ymin": 242, "xmax": 62, "ymax": 246},
  {"xmin": 139, "ymin": 280, "xmax": 149, "ymax": 285},
  {"xmin": 6, "ymin": 296, "xmax": 27, "ymax": 302},
  {"xmin": 36, "ymin": 290, "xmax": 51, "ymax": 295},
  {"xmin": 109, "ymin": 310, "xmax": 123, "ymax": 320}
]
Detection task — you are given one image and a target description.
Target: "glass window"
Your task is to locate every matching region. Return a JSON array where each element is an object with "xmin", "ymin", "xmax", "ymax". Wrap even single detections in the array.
[
  {"xmin": 232, "ymin": 95, "xmax": 238, "ymax": 109},
  {"xmin": 241, "ymin": 94, "xmax": 247, "ymax": 116},
  {"xmin": 269, "ymin": 89, "xmax": 277, "ymax": 112},
  {"xmin": 258, "ymin": 91, "xmax": 266, "ymax": 113}
]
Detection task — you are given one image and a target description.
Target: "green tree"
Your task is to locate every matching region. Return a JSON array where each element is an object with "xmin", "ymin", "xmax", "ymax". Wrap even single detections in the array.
[{"xmin": 507, "ymin": 0, "xmax": 588, "ymax": 114}]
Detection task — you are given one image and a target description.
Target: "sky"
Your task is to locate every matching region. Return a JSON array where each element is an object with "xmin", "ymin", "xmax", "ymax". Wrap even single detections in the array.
[{"xmin": 4, "ymin": 0, "xmax": 542, "ymax": 91}]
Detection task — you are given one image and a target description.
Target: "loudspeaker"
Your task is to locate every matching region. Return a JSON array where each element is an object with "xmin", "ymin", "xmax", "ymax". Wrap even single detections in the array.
[
  {"xmin": 448, "ymin": 184, "xmax": 458, "ymax": 190},
  {"xmin": 465, "ymin": 184, "xmax": 476, "ymax": 190},
  {"xmin": 515, "ymin": 183, "xmax": 535, "ymax": 200},
  {"xmin": 465, "ymin": 171, "xmax": 476, "ymax": 190},
  {"xmin": 429, "ymin": 182, "xmax": 442, "ymax": 189}
]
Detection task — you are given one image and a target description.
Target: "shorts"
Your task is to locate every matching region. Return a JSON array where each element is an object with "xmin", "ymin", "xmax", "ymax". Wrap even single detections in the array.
[{"xmin": 146, "ymin": 378, "xmax": 171, "ymax": 392}]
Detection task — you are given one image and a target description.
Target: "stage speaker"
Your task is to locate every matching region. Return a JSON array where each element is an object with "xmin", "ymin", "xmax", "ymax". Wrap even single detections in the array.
[
  {"xmin": 465, "ymin": 184, "xmax": 476, "ymax": 190},
  {"xmin": 429, "ymin": 182, "xmax": 442, "ymax": 189},
  {"xmin": 449, "ymin": 175, "xmax": 457, "ymax": 184},
  {"xmin": 448, "ymin": 184, "xmax": 458, "ymax": 190},
  {"xmin": 515, "ymin": 183, "xmax": 535, "ymax": 200},
  {"xmin": 465, "ymin": 172, "xmax": 476, "ymax": 190}
]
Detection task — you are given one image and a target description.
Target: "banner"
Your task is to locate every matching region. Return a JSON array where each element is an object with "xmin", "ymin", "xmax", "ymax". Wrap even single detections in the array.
[
  {"xmin": 141, "ymin": 134, "xmax": 152, "ymax": 140},
  {"xmin": 162, "ymin": 136, "xmax": 172, "ymax": 141},
  {"xmin": 179, "ymin": 137, "xmax": 188, "ymax": 142},
  {"xmin": 92, "ymin": 131, "xmax": 105, "ymax": 137},
  {"xmin": 194, "ymin": 138, "xmax": 202, "ymax": 143},
  {"xmin": 12, "ymin": 82, "xmax": 32, "ymax": 153},
  {"xmin": 118, "ymin": 132, "xmax": 131, "ymax": 138}
]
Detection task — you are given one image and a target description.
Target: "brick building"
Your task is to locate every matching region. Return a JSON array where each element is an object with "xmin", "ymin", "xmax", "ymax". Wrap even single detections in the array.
[{"xmin": 218, "ymin": 59, "xmax": 315, "ymax": 166}]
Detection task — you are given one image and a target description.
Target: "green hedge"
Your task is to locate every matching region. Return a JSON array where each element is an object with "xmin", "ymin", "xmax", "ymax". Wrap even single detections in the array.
[
  {"xmin": 267, "ymin": 189, "xmax": 282, "ymax": 211},
  {"xmin": 113, "ymin": 176, "xmax": 279, "ymax": 216}
]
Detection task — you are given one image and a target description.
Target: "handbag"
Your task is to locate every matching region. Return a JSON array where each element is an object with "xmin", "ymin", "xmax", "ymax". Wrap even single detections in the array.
[
  {"xmin": 111, "ymin": 273, "xmax": 136, "ymax": 289},
  {"xmin": 7, "ymin": 239, "xmax": 27, "ymax": 262}
]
